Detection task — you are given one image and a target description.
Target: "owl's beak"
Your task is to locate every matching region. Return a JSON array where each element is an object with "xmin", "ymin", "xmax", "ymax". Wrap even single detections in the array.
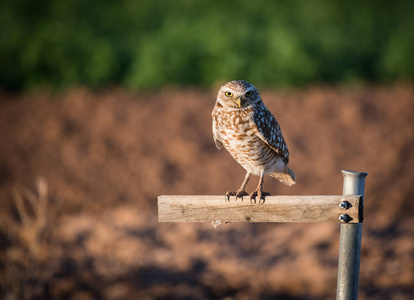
[{"xmin": 235, "ymin": 97, "xmax": 243, "ymax": 107}]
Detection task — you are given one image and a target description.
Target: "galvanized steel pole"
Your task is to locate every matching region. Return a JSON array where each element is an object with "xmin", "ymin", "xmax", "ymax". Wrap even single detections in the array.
[{"xmin": 336, "ymin": 170, "xmax": 368, "ymax": 300}]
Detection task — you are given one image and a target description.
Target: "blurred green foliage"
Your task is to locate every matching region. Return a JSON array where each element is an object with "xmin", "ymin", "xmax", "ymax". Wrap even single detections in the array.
[{"xmin": 1, "ymin": 0, "xmax": 413, "ymax": 91}]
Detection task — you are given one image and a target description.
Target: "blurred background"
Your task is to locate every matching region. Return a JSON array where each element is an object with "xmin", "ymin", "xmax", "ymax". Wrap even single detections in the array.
[{"xmin": 1, "ymin": 0, "xmax": 413, "ymax": 299}]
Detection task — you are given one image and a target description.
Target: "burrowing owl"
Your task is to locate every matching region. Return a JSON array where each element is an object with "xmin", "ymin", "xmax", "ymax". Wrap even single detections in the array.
[{"xmin": 212, "ymin": 80, "xmax": 296, "ymax": 203}]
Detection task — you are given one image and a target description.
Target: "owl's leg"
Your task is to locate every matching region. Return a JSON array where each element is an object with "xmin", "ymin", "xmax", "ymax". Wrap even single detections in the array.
[
  {"xmin": 250, "ymin": 170, "xmax": 270, "ymax": 204},
  {"xmin": 225, "ymin": 172, "xmax": 251, "ymax": 202}
]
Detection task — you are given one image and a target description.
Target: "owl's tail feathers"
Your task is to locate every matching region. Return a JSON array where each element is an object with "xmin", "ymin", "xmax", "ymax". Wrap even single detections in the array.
[{"xmin": 270, "ymin": 167, "xmax": 296, "ymax": 186}]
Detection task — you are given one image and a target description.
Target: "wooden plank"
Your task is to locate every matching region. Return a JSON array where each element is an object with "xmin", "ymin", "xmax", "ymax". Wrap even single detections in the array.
[{"xmin": 158, "ymin": 195, "xmax": 363, "ymax": 223}]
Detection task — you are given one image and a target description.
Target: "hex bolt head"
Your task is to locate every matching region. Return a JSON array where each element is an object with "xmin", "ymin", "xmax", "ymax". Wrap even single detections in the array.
[
  {"xmin": 339, "ymin": 214, "xmax": 351, "ymax": 223},
  {"xmin": 339, "ymin": 200, "xmax": 349, "ymax": 210}
]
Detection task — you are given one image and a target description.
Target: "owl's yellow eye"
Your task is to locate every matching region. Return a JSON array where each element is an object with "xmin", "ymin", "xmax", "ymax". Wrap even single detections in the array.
[
  {"xmin": 245, "ymin": 91, "xmax": 253, "ymax": 97},
  {"xmin": 225, "ymin": 91, "xmax": 233, "ymax": 97}
]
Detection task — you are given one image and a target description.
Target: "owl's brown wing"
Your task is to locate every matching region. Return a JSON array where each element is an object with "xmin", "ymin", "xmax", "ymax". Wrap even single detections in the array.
[
  {"xmin": 252, "ymin": 105, "xmax": 289, "ymax": 164},
  {"xmin": 212, "ymin": 114, "xmax": 223, "ymax": 150}
]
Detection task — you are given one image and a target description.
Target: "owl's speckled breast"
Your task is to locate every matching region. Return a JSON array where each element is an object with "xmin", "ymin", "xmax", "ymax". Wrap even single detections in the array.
[{"xmin": 213, "ymin": 107, "xmax": 278, "ymax": 175}]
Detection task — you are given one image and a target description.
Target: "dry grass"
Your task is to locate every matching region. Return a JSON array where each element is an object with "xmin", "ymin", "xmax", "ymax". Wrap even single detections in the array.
[{"xmin": 2, "ymin": 178, "xmax": 63, "ymax": 300}]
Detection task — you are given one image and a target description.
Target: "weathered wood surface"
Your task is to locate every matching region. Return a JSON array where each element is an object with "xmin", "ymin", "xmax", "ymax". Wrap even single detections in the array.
[{"xmin": 158, "ymin": 195, "xmax": 363, "ymax": 223}]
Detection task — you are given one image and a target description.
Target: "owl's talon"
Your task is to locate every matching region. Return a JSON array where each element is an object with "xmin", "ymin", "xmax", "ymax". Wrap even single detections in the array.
[
  {"xmin": 249, "ymin": 190, "xmax": 270, "ymax": 204},
  {"xmin": 225, "ymin": 190, "xmax": 248, "ymax": 202},
  {"xmin": 235, "ymin": 190, "xmax": 248, "ymax": 201},
  {"xmin": 225, "ymin": 191, "xmax": 235, "ymax": 202}
]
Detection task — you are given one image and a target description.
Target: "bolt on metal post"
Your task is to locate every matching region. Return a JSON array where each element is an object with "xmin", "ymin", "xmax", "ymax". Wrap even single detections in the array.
[{"xmin": 336, "ymin": 170, "xmax": 368, "ymax": 300}]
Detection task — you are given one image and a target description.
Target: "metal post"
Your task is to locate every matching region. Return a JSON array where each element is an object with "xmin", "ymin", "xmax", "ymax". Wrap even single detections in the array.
[{"xmin": 336, "ymin": 170, "xmax": 368, "ymax": 300}]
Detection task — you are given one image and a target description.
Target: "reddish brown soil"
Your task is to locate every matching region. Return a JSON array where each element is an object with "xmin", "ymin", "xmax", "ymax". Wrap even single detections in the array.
[{"xmin": 1, "ymin": 86, "xmax": 413, "ymax": 299}]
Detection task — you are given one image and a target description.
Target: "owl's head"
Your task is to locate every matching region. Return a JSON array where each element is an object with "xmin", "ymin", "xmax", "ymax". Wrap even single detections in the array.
[{"xmin": 216, "ymin": 80, "xmax": 261, "ymax": 109}]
